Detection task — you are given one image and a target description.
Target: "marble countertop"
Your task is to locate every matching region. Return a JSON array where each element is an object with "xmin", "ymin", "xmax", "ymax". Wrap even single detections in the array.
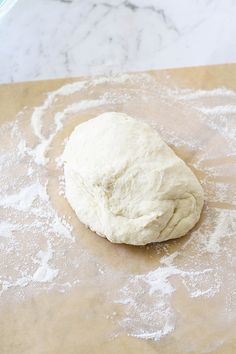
[{"xmin": 0, "ymin": 0, "xmax": 236, "ymax": 84}]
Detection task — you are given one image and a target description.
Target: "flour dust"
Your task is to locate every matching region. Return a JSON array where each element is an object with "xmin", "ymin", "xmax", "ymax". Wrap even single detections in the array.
[{"xmin": 0, "ymin": 73, "xmax": 236, "ymax": 351}]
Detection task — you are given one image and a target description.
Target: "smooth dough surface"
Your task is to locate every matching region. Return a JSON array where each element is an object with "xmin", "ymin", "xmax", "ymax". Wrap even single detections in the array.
[{"xmin": 63, "ymin": 112, "xmax": 204, "ymax": 245}]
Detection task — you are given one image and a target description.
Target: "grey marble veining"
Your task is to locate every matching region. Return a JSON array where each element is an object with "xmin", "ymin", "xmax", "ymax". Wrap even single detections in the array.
[{"xmin": 0, "ymin": 0, "xmax": 236, "ymax": 83}]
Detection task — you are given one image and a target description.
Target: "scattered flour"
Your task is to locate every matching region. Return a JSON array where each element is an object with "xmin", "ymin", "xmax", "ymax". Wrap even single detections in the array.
[
  {"xmin": 198, "ymin": 105, "xmax": 236, "ymax": 115},
  {"xmin": 0, "ymin": 221, "xmax": 17, "ymax": 238},
  {"xmin": 0, "ymin": 182, "xmax": 48, "ymax": 211},
  {"xmin": 32, "ymin": 242, "xmax": 58, "ymax": 283},
  {"xmin": 169, "ymin": 87, "xmax": 236, "ymax": 100},
  {"xmin": 0, "ymin": 72, "xmax": 236, "ymax": 349}
]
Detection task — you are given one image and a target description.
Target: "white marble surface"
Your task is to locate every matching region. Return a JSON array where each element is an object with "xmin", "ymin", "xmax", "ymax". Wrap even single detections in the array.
[{"xmin": 0, "ymin": 0, "xmax": 236, "ymax": 84}]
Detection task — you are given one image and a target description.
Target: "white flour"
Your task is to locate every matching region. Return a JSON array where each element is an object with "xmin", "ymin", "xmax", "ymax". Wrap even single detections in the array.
[
  {"xmin": 32, "ymin": 242, "xmax": 59, "ymax": 283},
  {"xmin": 0, "ymin": 73, "xmax": 236, "ymax": 351}
]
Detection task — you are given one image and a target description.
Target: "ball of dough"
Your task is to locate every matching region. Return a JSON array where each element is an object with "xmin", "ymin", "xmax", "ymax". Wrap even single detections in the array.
[{"xmin": 63, "ymin": 112, "xmax": 204, "ymax": 245}]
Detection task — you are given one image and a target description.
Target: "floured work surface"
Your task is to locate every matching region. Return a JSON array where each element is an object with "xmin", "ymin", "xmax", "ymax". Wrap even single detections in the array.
[{"xmin": 0, "ymin": 64, "xmax": 236, "ymax": 354}]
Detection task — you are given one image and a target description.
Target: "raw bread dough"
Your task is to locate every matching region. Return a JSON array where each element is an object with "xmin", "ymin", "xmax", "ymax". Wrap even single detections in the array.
[{"xmin": 63, "ymin": 112, "xmax": 204, "ymax": 245}]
